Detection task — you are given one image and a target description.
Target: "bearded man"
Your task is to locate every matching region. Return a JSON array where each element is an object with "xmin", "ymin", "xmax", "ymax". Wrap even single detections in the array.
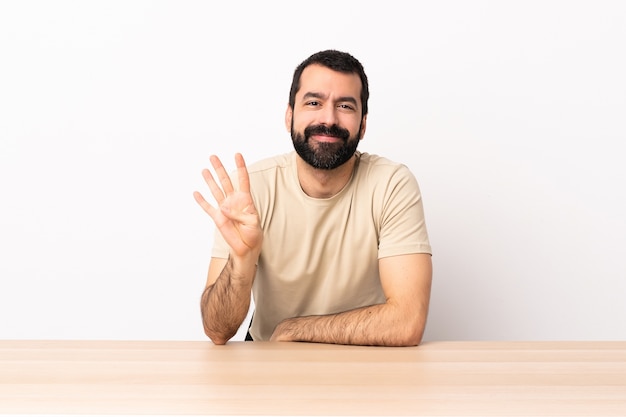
[{"xmin": 194, "ymin": 50, "xmax": 432, "ymax": 346}]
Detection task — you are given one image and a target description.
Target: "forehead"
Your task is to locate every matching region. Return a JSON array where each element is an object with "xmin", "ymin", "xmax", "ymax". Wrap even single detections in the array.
[{"xmin": 297, "ymin": 64, "xmax": 362, "ymax": 101}]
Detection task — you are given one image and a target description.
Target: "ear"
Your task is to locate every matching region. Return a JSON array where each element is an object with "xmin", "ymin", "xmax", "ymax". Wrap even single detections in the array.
[
  {"xmin": 285, "ymin": 105, "xmax": 293, "ymax": 132},
  {"xmin": 358, "ymin": 115, "xmax": 367, "ymax": 139}
]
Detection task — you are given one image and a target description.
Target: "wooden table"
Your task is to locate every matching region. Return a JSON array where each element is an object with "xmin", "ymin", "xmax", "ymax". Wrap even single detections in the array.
[{"xmin": 1, "ymin": 340, "xmax": 625, "ymax": 416}]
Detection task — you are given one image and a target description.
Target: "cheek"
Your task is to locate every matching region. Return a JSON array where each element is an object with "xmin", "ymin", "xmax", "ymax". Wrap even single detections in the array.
[
  {"xmin": 342, "ymin": 118, "xmax": 363, "ymax": 136},
  {"xmin": 292, "ymin": 115, "xmax": 314, "ymax": 131}
]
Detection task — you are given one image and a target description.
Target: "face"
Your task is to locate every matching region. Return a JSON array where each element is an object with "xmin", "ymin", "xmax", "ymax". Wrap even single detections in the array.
[{"xmin": 286, "ymin": 64, "xmax": 367, "ymax": 170}]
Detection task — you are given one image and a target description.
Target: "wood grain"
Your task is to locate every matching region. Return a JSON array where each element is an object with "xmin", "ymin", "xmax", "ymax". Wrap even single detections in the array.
[{"xmin": 1, "ymin": 340, "xmax": 625, "ymax": 415}]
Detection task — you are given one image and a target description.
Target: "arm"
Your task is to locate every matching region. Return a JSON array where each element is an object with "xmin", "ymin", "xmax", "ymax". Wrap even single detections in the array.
[
  {"xmin": 270, "ymin": 253, "xmax": 432, "ymax": 347},
  {"xmin": 193, "ymin": 153, "xmax": 262, "ymax": 345},
  {"xmin": 200, "ymin": 257, "xmax": 256, "ymax": 345}
]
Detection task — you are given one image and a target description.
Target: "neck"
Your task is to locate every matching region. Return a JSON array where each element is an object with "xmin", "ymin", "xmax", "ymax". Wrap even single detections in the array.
[{"xmin": 296, "ymin": 154, "xmax": 357, "ymax": 198}]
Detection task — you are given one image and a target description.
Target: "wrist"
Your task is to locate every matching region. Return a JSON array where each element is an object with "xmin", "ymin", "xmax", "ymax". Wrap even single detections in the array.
[
  {"xmin": 271, "ymin": 318, "xmax": 297, "ymax": 342},
  {"xmin": 228, "ymin": 253, "xmax": 259, "ymax": 282}
]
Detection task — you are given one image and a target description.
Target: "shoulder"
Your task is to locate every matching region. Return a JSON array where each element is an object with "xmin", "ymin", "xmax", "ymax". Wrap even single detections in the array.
[
  {"xmin": 352, "ymin": 152, "xmax": 423, "ymax": 207},
  {"xmin": 244, "ymin": 152, "xmax": 297, "ymax": 198},
  {"xmin": 355, "ymin": 152, "xmax": 416, "ymax": 182},
  {"xmin": 244, "ymin": 152, "xmax": 296, "ymax": 187},
  {"xmin": 247, "ymin": 152, "xmax": 295, "ymax": 174}
]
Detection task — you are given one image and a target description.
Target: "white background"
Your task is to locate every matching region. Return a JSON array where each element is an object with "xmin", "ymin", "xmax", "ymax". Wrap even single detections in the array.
[{"xmin": 1, "ymin": 1, "xmax": 624, "ymax": 342}]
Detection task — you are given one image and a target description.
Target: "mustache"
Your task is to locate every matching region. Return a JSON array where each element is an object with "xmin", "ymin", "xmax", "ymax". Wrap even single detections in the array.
[{"xmin": 304, "ymin": 124, "xmax": 350, "ymax": 141}]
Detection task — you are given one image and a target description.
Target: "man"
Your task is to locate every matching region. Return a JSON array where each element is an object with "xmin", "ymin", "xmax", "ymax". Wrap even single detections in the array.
[{"xmin": 193, "ymin": 50, "xmax": 432, "ymax": 346}]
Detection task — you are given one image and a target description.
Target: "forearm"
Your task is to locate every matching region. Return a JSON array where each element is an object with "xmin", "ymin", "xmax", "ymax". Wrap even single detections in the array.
[
  {"xmin": 271, "ymin": 302, "xmax": 427, "ymax": 347},
  {"xmin": 200, "ymin": 257, "xmax": 255, "ymax": 344}
]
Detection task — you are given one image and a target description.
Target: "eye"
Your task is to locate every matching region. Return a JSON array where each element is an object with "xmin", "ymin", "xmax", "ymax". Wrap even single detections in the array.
[
  {"xmin": 338, "ymin": 103, "xmax": 356, "ymax": 111},
  {"xmin": 305, "ymin": 101, "xmax": 320, "ymax": 107}
]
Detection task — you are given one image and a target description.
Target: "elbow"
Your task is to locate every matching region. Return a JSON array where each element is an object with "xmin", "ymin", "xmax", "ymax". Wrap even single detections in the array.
[
  {"xmin": 406, "ymin": 330, "xmax": 424, "ymax": 347},
  {"xmin": 397, "ymin": 318, "xmax": 426, "ymax": 347},
  {"xmin": 401, "ymin": 302, "xmax": 430, "ymax": 347},
  {"xmin": 203, "ymin": 324, "xmax": 234, "ymax": 346},
  {"xmin": 210, "ymin": 337, "xmax": 228, "ymax": 346},
  {"xmin": 397, "ymin": 329, "xmax": 422, "ymax": 347},
  {"xmin": 378, "ymin": 324, "xmax": 423, "ymax": 347},
  {"xmin": 205, "ymin": 333, "xmax": 230, "ymax": 346}
]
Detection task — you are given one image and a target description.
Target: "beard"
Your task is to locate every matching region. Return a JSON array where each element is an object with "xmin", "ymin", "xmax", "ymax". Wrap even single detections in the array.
[{"xmin": 291, "ymin": 123, "xmax": 361, "ymax": 170}]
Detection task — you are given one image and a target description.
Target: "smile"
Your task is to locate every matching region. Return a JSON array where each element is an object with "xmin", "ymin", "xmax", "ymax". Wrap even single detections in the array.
[{"xmin": 311, "ymin": 135, "xmax": 342, "ymax": 143}]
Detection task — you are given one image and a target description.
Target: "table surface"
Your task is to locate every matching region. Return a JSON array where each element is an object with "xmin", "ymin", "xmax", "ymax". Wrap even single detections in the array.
[{"xmin": 1, "ymin": 340, "xmax": 625, "ymax": 416}]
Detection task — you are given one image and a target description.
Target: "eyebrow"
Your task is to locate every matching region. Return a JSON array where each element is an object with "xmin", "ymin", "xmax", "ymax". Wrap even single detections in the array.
[{"xmin": 302, "ymin": 92, "xmax": 358, "ymax": 106}]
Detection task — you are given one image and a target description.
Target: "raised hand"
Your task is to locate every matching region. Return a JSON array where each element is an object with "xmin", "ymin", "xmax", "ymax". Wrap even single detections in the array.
[{"xmin": 193, "ymin": 153, "xmax": 263, "ymax": 259}]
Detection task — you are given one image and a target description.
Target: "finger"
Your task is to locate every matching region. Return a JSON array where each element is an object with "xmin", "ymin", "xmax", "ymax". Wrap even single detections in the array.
[
  {"xmin": 192, "ymin": 191, "xmax": 218, "ymax": 218},
  {"xmin": 201, "ymin": 168, "xmax": 226, "ymax": 205},
  {"xmin": 234, "ymin": 153, "xmax": 251, "ymax": 193},
  {"xmin": 209, "ymin": 155, "xmax": 235, "ymax": 196}
]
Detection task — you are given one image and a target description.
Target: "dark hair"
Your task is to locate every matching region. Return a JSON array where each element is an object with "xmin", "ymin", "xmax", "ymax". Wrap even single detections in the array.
[{"xmin": 288, "ymin": 50, "xmax": 369, "ymax": 117}]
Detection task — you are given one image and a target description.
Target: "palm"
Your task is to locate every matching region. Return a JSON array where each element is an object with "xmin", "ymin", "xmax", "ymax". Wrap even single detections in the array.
[
  {"xmin": 211, "ymin": 190, "xmax": 262, "ymax": 256},
  {"xmin": 194, "ymin": 153, "xmax": 263, "ymax": 258}
]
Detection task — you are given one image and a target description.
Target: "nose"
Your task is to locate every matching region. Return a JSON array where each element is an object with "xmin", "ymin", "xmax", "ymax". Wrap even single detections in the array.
[{"xmin": 318, "ymin": 105, "xmax": 338, "ymax": 126}]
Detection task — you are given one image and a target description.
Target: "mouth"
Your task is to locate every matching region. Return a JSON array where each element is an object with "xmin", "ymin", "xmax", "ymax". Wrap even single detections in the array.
[
  {"xmin": 304, "ymin": 124, "xmax": 350, "ymax": 144},
  {"xmin": 310, "ymin": 134, "xmax": 342, "ymax": 143}
]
